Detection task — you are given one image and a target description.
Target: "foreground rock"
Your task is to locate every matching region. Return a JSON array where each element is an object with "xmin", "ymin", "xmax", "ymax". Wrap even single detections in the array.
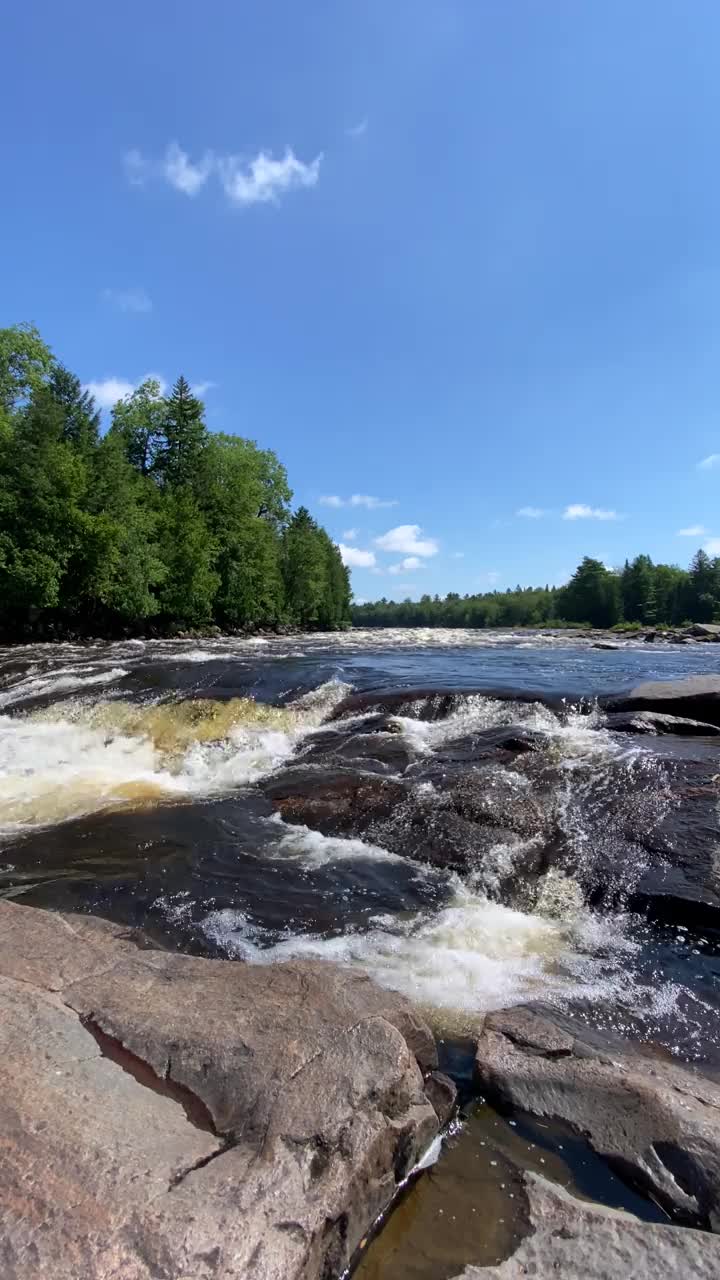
[
  {"xmin": 474, "ymin": 1007, "xmax": 720, "ymax": 1227},
  {"xmin": 604, "ymin": 674, "xmax": 720, "ymax": 726},
  {"xmin": 455, "ymin": 1173, "xmax": 720, "ymax": 1279},
  {"xmin": 0, "ymin": 900, "xmax": 449, "ymax": 1280}
]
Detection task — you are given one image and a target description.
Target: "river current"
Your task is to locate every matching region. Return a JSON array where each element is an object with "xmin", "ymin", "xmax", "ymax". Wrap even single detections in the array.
[{"xmin": 0, "ymin": 628, "xmax": 718, "ymax": 1069}]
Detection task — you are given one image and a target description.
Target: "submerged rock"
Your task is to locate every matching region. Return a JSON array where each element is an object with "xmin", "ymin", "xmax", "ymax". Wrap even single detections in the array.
[
  {"xmin": 0, "ymin": 900, "xmax": 448, "ymax": 1280},
  {"xmin": 456, "ymin": 1172, "xmax": 720, "ymax": 1279},
  {"xmin": 474, "ymin": 1007, "xmax": 720, "ymax": 1227},
  {"xmin": 605, "ymin": 710, "xmax": 720, "ymax": 736}
]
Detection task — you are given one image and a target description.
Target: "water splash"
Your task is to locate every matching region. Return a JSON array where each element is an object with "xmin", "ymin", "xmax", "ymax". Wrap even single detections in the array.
[{"xmin": 0, "ymin": 679, "xmax": 351, "ymax": 832}]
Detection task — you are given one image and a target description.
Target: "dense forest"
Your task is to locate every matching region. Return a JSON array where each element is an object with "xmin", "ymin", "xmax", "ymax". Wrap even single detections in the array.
[
  {"xmin": 352, "ymin": 552, "xmax": 720, "ymax": 629},
  {"xmin": 0, "ymin": 324, "xmax": 350, "ymax": 637}
]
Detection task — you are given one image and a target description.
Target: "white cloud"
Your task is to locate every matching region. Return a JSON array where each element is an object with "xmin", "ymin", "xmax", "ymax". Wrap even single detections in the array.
[
  {"xmin": 83, "ymin": 372, "xmax": 170, "ymax": 410},
  {"xmin": 346, "ymin": 118, "xmax": 368, "ymax": 138},
  {"xmin": 698, "ymin": 454, "xmax": 720, "ymax": 470},
  {"xmin": 83, "ymin": 377, "xmax": 136, "ymax": 409},
  {"xmin": 369, "ymin": 566, "xmax": 385, "ymax": 576},
  {"xmin": 388, "ymin": 556, "xmax": 423, "ymax": 574},
  {"xmin": 516, "ymin": 506, "xmax": 546, "ymax": 519},
  {"xmin": 350, "ymin": 494, "xmax": 397, "ymax": 509},
  {"xmin": 375, "ymin": 525, "xmax": 439, "ymax": 557},
  {"xmin": 342, "ymin": 528, "xmax": 359, "ymax": 541},
  {"xmin": 191, "ymin": 380, "xmax": 216, "ymax": 398},
  {"xmin": 163, "ymin": 141, "xmax": 214, "ymax": 196},
  {"xmin": 103, "ymin": 287, "xmax": 152, "ymax": 314},
  {"xmin": 562, "ymin": 504, "xmax": 620, "ymax": 521},
  {"xmin": 338, "ymin": 543, "xmax": 376, "ymax": 569},
  {"xmin": 123, "ymin": 149, "xmax": 147, "ymax": 186},
  {"xmin": 677, "ymin": 525, "xmax": 707, "ymax": 537},
  {"xmin": 451, "ymin": 551, "xmax": 465, "ymax": 559},
  {"xmin": 704, "ymin": 538, "xmax": 720, "ymax": 555},
  {"xmin": 320, "ymin": 494, "xmax": 397, "ymax": 509},
  {"xmin": 219, "ymin": 148, "xmax": 322, "ymax": 206},
  {"xmin": 124, "ymin": 142, "xmax": 321, "ymax": 208}
]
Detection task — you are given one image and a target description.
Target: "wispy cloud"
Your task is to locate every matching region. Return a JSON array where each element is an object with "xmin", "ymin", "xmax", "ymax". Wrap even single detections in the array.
[
  {"xmin": 375, "ymin": 525, "xmax": 439, "ymax": 557},
  {"xmin": 388, "ymin": 556, "xmax": 423, "ymax": 574},
  {"xmin": 562, "ymin": 504, "xmax": 620, "ymax": 521},
  {"xmin": 191, "ymin": 380, "xmax": 216, "ymax": 398},
  {"xmin": 219, "ymin": 148, "xmax": 321, "ymax": 206},
  {"xmin": 122, "ymin": 148, "xmax": 147, "ymax": 186},
  {"xmin": 451, "ymin": 551, "xmax": 465, "ymax": 559},
  {"xmin": 346, "ymin": 118, "xmax": 368, "ymax": 138},
  {"xmin": 704, "ymin": 537, "xmax": 720, "ymax": 556},
  {"xmin": 338, "ymin": 543, "xmax": 376, "ymax": 569},
  {"xmin": 103, "ymin": 287, "xmax": 152, "ymax": 314},
  {"xmin": 163, "ymin": 141, "xmax": 214, "ymax": 196},
  {"xmin": 342, "ymin": 528, "xmax": 359, "ymax": 542},
  {"xmin": 124, "ymin": 141, "xmax": 322, "ymax": 209},
  {"xmin": 484, "ymin": 571, "xmax": 501, "ymax": 585},
  {"xmin": 677, "ymin": 524, "xmax": 707, "ymax": 537},
  {"xmin": 516, "ymin": 506, "xmax": 546, "ymax": 519},
  {"xmin": 698, "ymin": 454, "xmax": 720, "ymax": 470},
  {"xmin": 320, "ymin": 494, "xmax": 397, "ymax": 509}
]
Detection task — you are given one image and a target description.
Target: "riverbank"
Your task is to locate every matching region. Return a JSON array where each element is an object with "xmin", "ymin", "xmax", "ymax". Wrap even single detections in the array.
[{"xmin": 2, "ymin": 899, "xmax": 719, "ymax": 1279}]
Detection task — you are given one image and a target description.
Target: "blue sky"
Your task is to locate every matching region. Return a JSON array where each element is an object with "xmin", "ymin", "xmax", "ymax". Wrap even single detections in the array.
[{"xmin": 4, "ymin": 1, "xmax": 720, "ymax": 601}]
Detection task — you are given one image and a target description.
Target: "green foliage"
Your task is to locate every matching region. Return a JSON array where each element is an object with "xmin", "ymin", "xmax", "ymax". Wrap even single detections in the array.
[
  {"xmin": 278, "ymin": 509, "xmax": 350, "ymax": 629},
  {"xmin": 0, "ymin": 325, "xmax": 350, "ymax": 636},
  {"xmin": 353, "ymin": 548, "xmax": 720, "ymax": 630}
]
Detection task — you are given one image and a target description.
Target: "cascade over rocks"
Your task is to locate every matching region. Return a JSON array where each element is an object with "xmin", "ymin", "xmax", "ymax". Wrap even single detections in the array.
[
  {"xmin": 263, "ymin": 685, "xmax": 720, "ymax": 928},
  {"xmin": 0, "ymin": 900, "xmax": 450, "ymax": 1280}
]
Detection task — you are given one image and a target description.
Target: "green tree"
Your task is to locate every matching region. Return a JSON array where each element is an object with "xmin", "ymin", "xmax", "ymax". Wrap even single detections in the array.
[
  {"xmin": 0, "ymin": 323, "xmax": 54, "ymax": 417},
  {"xmin": 111, "ymin": 379, "xmax": 167, "ymax": 477},
  {"xmin": 157, "ymin": 489, "xmax": 219, "ymax": 624},
  {"xmin": 158, "ymin": 376, "xmax": 207, "ymax": 488},
  {"xmin": 48, "ymin": 364, "xmax": 100, "ymax": 454}
]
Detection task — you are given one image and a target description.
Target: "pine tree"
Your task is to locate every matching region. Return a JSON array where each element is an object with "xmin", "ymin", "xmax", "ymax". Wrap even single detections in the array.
[
  {"xmin": 48, "ymin": 364, "xmax": 100, "ymax": 454},
  {"xmin": 158, "ymin": 376, "xmax": 207, "ymax": 489}
]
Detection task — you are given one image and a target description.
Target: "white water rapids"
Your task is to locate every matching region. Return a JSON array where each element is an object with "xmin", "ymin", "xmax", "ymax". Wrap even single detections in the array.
[{"xmin": 0, "ymin": 634, "xmax": 715, "ymax": 1051}]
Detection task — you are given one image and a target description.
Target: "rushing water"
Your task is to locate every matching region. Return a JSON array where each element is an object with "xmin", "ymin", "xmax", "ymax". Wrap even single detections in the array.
[{"xmin": 0, "ymin": 628, "xmax": 718, "ymax": 1067}]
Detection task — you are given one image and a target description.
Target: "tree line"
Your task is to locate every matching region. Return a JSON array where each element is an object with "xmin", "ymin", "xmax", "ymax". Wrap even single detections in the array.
[
  {"xmin": 351, "ymin": 552, "xmax": 720, "ymax": 629},
  {"xmin": 0, "ymin": 324, "xmax": 350, "ymax": 637}
]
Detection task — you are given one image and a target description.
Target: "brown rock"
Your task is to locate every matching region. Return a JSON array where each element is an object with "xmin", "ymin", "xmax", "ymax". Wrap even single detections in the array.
[
  {"xmin": 0, "ymin": 900, "xmax": 444, "ymax": 1280},
  {"xmin": 475, "ymin": 1007, "xmax": 720, "ymax": 1227},
  {"xmin": 455, "ymin": 1173, "xmax": 720, "ymax": 1279}
]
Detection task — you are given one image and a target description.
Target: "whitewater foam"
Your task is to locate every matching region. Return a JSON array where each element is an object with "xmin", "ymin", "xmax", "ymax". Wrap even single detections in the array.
[
  {"xmin": 203, "ymin": 877, "xmax": 636, "ymax": 1030},
  {"xmin": 0, "ymin": 679, "xmax": 351, "ymax": 832}
]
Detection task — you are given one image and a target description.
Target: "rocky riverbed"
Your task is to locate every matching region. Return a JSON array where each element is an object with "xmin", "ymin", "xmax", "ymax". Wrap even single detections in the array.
[{"xmin": 1, "ymin": 636, "xmax": 720, "ymax": 1276}]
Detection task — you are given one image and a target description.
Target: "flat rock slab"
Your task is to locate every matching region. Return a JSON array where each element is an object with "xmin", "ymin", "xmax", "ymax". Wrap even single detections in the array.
[
  {"xmin": 604, "ymin": 674, "xmax": 720, "ymax": 726},
  {"xmin": 0, "ymin": 900, "xmax": 448, "ymax": 1280},
  {"xmin": 475, "ymin": 1007, "xmax": 720, "ymax": 1227},
  {"xmin": 456, "ymin": 1173, "xmax": 720, "ymax": 1279}
]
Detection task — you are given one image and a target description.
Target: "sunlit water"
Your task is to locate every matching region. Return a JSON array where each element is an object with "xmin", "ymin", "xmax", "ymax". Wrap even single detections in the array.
[{"xmin": 0, "ymin": 629, "xmax": 718, "ymax": 1065}]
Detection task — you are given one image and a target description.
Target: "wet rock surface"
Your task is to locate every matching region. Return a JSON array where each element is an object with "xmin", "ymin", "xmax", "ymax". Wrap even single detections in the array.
[
  {"xmin": 474, "ymin": 1006, "xmax": 720, "ymax": 1227},
  {"xmin": 0, "ymin": 900, "xmax": 448, "ymax": 1280},
  {"xmin": 455, "ymin": 1173, "xmax": 720, "ymax": 1279},
  {"xmin": 604, "ymin": 673, "xmax": 720, "ymax": 726},
  {"xmin": 263, "ymin": 685, "xmax": 720, "ymax": 928}
]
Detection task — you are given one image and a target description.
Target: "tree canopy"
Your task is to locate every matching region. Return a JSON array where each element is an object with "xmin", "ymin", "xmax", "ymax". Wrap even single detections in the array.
[
  {"xmin": 0, "ymin": 324, "xmax": 350, "ymax": 637},
  {"xmin": 351, "ymin": 552, "xmax": 720, "ymax": 629}
]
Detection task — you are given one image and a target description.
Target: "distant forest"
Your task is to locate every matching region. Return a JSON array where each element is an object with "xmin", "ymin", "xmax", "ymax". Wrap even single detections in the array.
[
  {"xmin": 351, "ymin": 552, "xmax": 720, "ymax": 630},
  {"xmin": 0, "ymin": 324, "xmax": 350, "ymax": 638}
]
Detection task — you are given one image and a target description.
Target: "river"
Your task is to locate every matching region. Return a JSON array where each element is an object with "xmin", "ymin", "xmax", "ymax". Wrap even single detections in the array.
[{"xmin": 1, "ymin": 629, "xmax": 718, "ymax": 1274}]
